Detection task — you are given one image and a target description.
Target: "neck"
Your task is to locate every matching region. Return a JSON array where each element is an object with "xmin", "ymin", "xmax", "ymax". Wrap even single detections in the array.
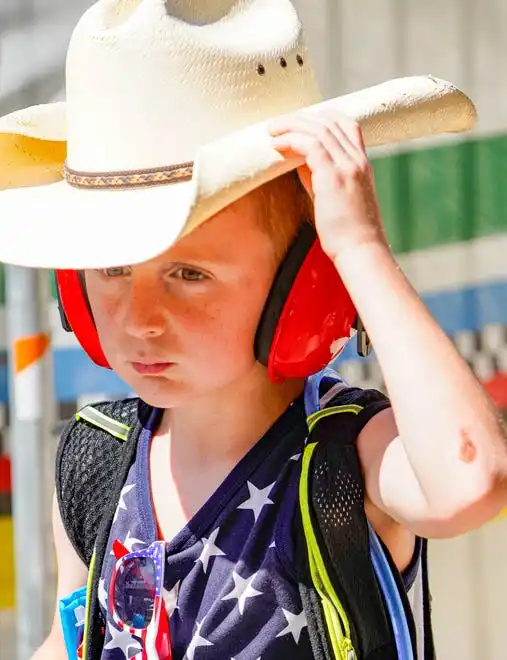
[{"xmin": 157, "ymin": 365, "xmax": 304, "ymax": 463}]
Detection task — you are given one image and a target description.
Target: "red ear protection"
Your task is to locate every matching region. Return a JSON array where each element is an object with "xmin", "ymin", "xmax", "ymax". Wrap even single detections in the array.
[
  {"xmin": 55, "ymin": 270, "xmax": 110, "ymax": 369},
  {"xmin": 254, "ymin": 223, "xmax": 360, "ymax": 381},
  {"xmin": 55, "ymin": 223, "xmax": 368, "ymax": 381}
]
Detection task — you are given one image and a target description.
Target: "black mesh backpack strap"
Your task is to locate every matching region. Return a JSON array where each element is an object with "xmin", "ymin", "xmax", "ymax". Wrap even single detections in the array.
[
  {"xmin": 55, "ymin": 397, "xmax": 156, "ymax": 660},
  {"xmin": 294, "ymin": 384, "xmax": 427, "ymax": 660},
  {"xmin": 55, "ymin": 397, "xmax": 146, "ymax": 566}
]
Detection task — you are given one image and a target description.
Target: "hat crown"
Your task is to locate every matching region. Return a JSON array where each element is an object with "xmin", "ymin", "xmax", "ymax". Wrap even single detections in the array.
[{"xmin": 65, "ymin": 0, "xmax": 322, "ymax": 172}]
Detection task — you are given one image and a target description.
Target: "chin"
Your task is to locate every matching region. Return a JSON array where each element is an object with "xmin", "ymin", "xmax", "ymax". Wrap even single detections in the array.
[
  {"xmin": 113, "ymin": 359, "xmax": 260, "ymax": 409},
  {"xmin": 128, "ymin": 374, "xmax": 197, "ymax": 409}
]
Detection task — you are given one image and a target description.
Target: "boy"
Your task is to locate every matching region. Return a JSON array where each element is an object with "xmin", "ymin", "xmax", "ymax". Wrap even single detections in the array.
[{"xmin": 0, "ymin": 0, "xmax": 505, "ymax": 658}]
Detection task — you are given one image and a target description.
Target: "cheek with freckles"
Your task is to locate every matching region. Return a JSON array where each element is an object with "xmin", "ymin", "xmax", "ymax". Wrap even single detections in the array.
[
  {"xmin": 87, "ymin": 292, "xmax": 132, "ymax": 367},
  {"xmin": 173, "ymin": 281, "xmax": 267, "ymax": 379}
]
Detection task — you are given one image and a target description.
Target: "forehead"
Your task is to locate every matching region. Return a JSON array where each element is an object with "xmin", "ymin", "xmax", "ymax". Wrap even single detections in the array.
[{"xmin": 148, "ymin": 194, "xmax": 272, "ymax": 266}]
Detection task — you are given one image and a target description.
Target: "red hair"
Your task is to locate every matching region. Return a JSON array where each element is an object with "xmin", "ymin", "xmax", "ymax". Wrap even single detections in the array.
[{"xmin": 252, "ymin": 171, "xmax": 314, "ymax": 262}]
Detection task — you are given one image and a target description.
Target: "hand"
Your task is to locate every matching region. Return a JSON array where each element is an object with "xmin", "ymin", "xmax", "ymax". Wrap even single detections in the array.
[{"xmin": 269, "ymin": 110, "xmax": 387, "ymax": 261}]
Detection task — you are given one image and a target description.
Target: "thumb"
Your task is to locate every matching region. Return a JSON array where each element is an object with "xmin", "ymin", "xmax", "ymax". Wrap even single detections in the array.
[{"xmin": 297, "ymin": 164, "xmax": 315, "ymax": 201}]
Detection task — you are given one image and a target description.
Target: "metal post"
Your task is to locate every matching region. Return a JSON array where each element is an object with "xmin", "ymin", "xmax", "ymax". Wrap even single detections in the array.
[{"xmin": 5, "ymin": 265, "xmax": 51, "ymax": 659}]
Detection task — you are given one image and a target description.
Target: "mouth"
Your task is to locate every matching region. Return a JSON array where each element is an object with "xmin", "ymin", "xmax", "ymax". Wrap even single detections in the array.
[{"xmin": 130, "ymin": 362, "xmax": 174, "ymax": 375}]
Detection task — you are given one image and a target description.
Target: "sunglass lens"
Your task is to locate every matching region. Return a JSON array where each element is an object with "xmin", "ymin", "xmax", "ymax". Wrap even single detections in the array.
[{"xmin": 114, "ymin": 556, "xmax": 157, "ymax": 628}]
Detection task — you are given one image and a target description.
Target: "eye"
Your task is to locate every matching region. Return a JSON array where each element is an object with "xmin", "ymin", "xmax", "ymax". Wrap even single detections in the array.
[
  {"xmin": 170, "ymin": 267, "xmax": 207, "ymax": 282},
  {"xmin": 100, "ymin": 266, "xmax": 131, "ymax": 278}
]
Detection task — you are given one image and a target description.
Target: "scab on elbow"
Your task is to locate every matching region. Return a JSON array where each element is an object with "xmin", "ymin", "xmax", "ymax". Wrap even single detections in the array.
[{"xmin": 459, "ymin": 429, "xmax": 477, "ymax": 464}]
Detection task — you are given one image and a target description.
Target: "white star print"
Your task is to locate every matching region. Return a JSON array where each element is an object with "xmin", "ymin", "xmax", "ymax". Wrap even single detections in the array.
[
  {"xmin": 74, "ymin": 605, "xmax": 86, "ymax": 627},
  {"xmin": 163, "ymin": 580, "xmax": 180, "ymax": 617},
  {"xmin": 98, "ymin": 577, "xmax": 108, "ymax": 610},
  {"xmin": 237, "ymin": 481, "xmax": 275, "ymax": 521},
  {"xmin": 104, "ymin": 621, "xmax": 142, "ymax": 657},
  {"xmin": 185, "ymin": 620, "xmax": 213, "ymax": 660},
  {"xmin": 276, "ymin": 608, "xmax": 308, "ymax": 644},
  {"xmin": 269, "ymin": 540, "xmax": 276, "ymax": 549},
  {"xmin": 123, "ymin": 530, "xmax": 144, "ymax": 553},
  {"xmin": 290, "ymin": 453, "xmax": 301, "ymax": 461},
  {"xmin": 222, "ymin": 570, "xmax": 263, "ymax": 615},
  {"xmin": 195, "ymin": 527, "xmax": 226, "ymax": 573},
  {"xmin": 113, "ymin": 484, "xmax": 135, "ymax": 523}
]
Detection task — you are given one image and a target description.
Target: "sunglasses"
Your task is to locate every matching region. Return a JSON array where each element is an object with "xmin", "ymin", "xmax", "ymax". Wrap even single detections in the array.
[{"xmin": 109, "ymin": 539, "xmax": 173, "ymax": 660}]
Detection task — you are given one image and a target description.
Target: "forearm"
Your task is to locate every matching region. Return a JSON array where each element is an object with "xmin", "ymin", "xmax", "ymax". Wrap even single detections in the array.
[{"xmin": 334, "ymin": 239, "xmax": 507, "ymax": 521}]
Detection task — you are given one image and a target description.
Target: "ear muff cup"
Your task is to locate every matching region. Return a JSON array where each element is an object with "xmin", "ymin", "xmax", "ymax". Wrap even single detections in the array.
[
  {"xmin": 255, "ymin": 223, "xmax": 357, "ymax": 381},
  {"xmin": 55, "ymin": 269, "xmax": 110, "ymax": 369}
]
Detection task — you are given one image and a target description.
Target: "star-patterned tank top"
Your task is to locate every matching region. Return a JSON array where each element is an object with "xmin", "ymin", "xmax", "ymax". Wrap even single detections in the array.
[{"xmin": 97, "ymin": 395, "xmax": 424, "ymax": 660}]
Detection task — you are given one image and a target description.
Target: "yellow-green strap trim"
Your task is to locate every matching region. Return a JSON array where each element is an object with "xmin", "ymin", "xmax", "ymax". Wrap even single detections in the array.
[
  {"xmin": 75, "ymin": 406, "xmax": 130, "ymax": 441},
  {"xmin": 81, "ymin": 550, "xmax": 97, "ymax": 660},
  {"xmin": 299, "ymin": 441, "xmax": 356, "ymax": 659},
  {"xmin": 306, "ymin": 404, "xmax": 362, "ymax": 433}
]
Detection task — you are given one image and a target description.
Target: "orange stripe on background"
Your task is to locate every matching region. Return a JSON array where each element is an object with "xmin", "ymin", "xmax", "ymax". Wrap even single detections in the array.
[{"xmin": 14, "ymin": 333, "xmax": 50, "ymax": 374}]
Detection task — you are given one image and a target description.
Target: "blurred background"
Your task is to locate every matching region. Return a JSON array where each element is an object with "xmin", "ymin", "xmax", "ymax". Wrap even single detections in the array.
[{"xmin": 1, "ymin": 0, "xmax": 507, "ymax": 658}]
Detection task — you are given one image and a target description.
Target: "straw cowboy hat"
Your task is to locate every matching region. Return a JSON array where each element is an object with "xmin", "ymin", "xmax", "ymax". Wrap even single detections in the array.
[{"xmin": 0, "ymin": 0, "xmax": 477, "ymax": 270}]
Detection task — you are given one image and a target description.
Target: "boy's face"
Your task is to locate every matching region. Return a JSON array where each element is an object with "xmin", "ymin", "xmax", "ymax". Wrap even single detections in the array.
[{"xmin": 85, "ymin": 196, "xmax": 280, "ymax": 408}]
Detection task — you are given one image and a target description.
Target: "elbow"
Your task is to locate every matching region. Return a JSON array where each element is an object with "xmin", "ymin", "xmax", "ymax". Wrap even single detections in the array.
[
  {"xmin": 469, "ymin": 463, "xmax": 507, "ymax": 516},
  {"xmin": 473, "ymin": 455, "xmax": 507, "ymax": 518},
  {"xmin": 469, "ymin": 428, "xmax": 507, "ymax": 517},
  {"xmin": 428, "ymin": 445, "xmax": 507, "ymax": 538}
]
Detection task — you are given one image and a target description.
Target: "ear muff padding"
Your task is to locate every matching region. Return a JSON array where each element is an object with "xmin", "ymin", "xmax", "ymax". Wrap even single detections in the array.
[
  {"xmin": 255, "ymin": 223, "xmax": 317, "ymax": 366},
  {"xmin": 55, "ymin": 269, "xmax": 110, "ymax": 369},
  {"xmin": 255, "ymin": 223, "xmax": 357, "ymax": 382}
]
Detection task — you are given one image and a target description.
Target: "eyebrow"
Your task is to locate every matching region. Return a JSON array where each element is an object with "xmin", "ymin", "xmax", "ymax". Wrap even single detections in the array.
[{"xmin": 160, "ymin": 254, "xmax": 239, "ymax": 269}]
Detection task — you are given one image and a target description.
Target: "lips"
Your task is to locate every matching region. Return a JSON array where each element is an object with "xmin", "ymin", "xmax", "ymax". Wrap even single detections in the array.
[{"xmin": 130, "ymin": 362, "xmax": 173, "ymax": 375}]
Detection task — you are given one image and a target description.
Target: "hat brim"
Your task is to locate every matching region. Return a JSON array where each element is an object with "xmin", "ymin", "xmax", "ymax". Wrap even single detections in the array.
[
  {"xmin": 0, "ymin": 177, "xmax": 197, "ymax": 269},
  {"xmin": 0, "ymin": 75, "xmax": 477, "ymax": 269}
]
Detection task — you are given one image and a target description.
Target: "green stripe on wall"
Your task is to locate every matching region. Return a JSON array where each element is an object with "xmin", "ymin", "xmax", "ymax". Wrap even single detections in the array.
[
  {"xmin": 373, "ymin": 132, "xmax": 507, "ymax": 253},
  {"xmin": 0, "ymin": 132, "xmax": 506, "ymax": 305}
]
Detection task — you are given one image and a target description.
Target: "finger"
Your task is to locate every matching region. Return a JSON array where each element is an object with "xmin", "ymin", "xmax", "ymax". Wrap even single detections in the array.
[
  {"xmin": 272, "ymin": 132, "xmax": 352, "ymax": 199},
  {"xmin": 271, "ymin": 110, "xmax": 366, "ymax": 155},
  {"xmin": 318, "ymin": 116, "xmax": 364, "ymax": 164},
  {"xmin": 271, "ymin": 130, "xmax": 348, "ymax": 174},
  {"xmin": 270, "ymin": 114, "xmax": 365, "ymax": 169},
  {"xmin": 270, "ymin": 116, "xmax": 354, "ymax": 169},
  {"xmin": 324, "ymin": 111, "xmax": 367, "ymax": 154},
  {"xmin": 303, "ymin": 110, "xmax": 369, "ymax": 170}
]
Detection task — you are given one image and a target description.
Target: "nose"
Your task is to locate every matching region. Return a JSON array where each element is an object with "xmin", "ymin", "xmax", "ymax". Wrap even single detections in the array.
[{"xmin": 122, "ymin": 277, "xmax": 166, "ymax": 339}]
